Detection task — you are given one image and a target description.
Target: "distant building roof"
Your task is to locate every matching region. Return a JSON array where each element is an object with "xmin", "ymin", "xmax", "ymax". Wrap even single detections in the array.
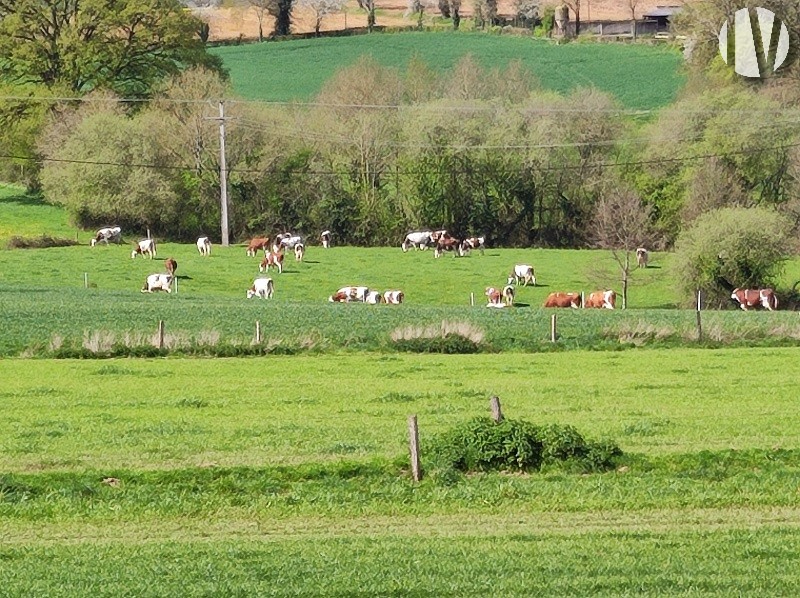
[{"xmin": 643, "ymin": 6, "xmax": 683, "ymax": 18}]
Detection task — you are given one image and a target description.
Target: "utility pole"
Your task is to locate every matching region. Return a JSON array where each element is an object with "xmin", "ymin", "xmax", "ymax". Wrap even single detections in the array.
[{"xmin": 218, "ymin": 101, "xmax": 230, "ymax": 246}]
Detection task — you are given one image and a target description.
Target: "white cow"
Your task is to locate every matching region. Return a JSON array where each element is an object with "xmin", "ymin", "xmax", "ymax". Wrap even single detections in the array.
[
  {"xmin": 294, "ymin": 243, "xmax": 305, "ymax": 262},
  {"xmin": 401, "ymin": 231, "xmax": 433, "ymax": 252},
  {"xmin": 280, "ymin": 235, "xmax": 303, "ymax": 250},
  {"xmin": 365, "ymin": 290, "xmax": 384, "ymax": 304},
  {"xmin": 132, "ymin": 238, "xmax": 157, "ymax": 259},
  {"xmin": 141, "ymin": 273, "xmax": 173, "ymax": 293},
  {"xmin": 383, "ymin": 290, "xmax": 404, "ymax": 304},
  {"xmin": 247, "ymin": 277, "xmax": 274, "ymax": 299},
  {"xmin": 91, "ymin": 226, "xmax": 121, "ymax": 247},
  {"xmin": 196, "ymin": 236, "xmax": 211, "ymax": 256},
  {"xmin": 508, "ymin": 264, "xmax": 535, "ymax": 286},
  {"xmin": 502, "ymin": 284, "xmax": 515, "ymax": 307},
  {"xmin": 320, "ymin": 230, "xmax": 331, "ymax": 249}
]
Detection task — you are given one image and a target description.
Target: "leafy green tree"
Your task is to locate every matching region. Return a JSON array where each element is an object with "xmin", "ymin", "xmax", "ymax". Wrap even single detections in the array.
[
  {"xmin": 0, "ymin": 0, "xmax": 222, "ymax": 98},
  {"xmin": 672, "ymin": 207, "xmax": 793, "ymax": 307}
]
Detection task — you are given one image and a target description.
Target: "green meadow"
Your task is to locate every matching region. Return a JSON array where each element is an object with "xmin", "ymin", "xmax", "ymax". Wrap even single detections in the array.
[{"xmin": 210, "ymin": 32, "xmax": 686, "ymax": 110}]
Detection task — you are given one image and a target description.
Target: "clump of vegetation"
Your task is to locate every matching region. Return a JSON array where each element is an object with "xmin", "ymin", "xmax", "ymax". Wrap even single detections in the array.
[
  {"xmin": 7, "ymin": 235, "xmax": 79, "ymax": 249},
  {"xmin": 429, "ymin": 417, "xmax": 622, "ymax": 474},
  {"xmin": 390, "ymin": 320, "xmax": 485, "ymax": 353}
]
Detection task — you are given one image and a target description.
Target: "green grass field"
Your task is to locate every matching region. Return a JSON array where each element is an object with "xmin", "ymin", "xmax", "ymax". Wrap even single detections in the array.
[
  {"xmin": 4, "ymin": 187, "xmax": 800, "ymax": 594},
  {"xmin": 2, "ymin": 353, "xmax": 800, "ymax": 595},
  {"xmin": 210, "ymin": 32, "xmax": 686, "ymax": 110}
]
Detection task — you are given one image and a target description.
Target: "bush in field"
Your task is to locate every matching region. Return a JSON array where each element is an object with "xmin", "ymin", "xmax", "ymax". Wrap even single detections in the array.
[
  {"xmin": 672, "ymin": 207, "xmax": 793, "ymax": 308},
  {"xmin": 7, "ymin": 235, "xmax": 79, "ymax": 249},
  {"xmin": 429, "ymin": 417, "xmax": 622, "ymax": 474}
]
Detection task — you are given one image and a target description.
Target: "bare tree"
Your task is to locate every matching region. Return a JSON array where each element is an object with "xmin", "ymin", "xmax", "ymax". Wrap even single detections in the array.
[
  {"xmin": 590, "ymin": 185, "xmax": 655, "ymax": 309},
  {"xmin": 298, "ymin": 0, "xmax": 345, "ymax": 35},
  {"xmin": 562, "ymin": 0, "xmax": 580, "ymax": 35},
  {"xmin": 248, "ymin": 0, "xmax": 272, "ymax": 41},
  {"xmin": 627, "ymin": 0, "xmax": 639, "ymax": 39}
]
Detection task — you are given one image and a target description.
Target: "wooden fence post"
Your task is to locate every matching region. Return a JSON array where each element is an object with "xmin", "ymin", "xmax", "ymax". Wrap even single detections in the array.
[
  {"xmin": 255, "ymin": 320, "xmax": 262, "ymax": 344},
  {"xmin": 84, "ymin": 273, "xmax": 88, "ymax": 289},
  {"xmin": 490, "ymin": 396, "xmax": 504, "ymax": 423},
  {"xmin": 696, "ymin": 289, "xmax": 702, "ymax": 341},
  {"xmin": 470, "ymin": 292, "xmax": 474, "ymax": 307},
  {"xmin": 550, "ymin": 314, "xmax": 557, "ymax": 342},
  {"xmin": 157, "ymin": 320, "xmax": 165, "ymax": 349},
  {"xmin": 408, "ymin": 415, "xmax": 422, "ymax": 482},
  {"xmin": 581, "ymin": 291, "xmax": 585, "ymax": 308}
]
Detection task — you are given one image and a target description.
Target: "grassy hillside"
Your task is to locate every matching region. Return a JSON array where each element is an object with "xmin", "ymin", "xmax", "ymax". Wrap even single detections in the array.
[
  {"xmin": 0, "ymin": 184, "xmax": 78, "ymax": 244},
  {"xmin": 210, "ymin": 32, "xmax": 685, "ymax": 110}
]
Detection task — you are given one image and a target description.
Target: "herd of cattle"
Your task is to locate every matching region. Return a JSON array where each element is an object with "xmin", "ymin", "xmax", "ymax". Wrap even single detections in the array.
[{"xmin": 89, "ymin": 226, "xmax": 781, "ymax": 310}]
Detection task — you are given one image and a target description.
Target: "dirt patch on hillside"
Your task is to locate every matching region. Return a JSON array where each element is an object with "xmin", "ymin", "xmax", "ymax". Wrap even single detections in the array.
[{"xmin": 197, "ymin": 1, "xmax": 688, "ymax": 41}]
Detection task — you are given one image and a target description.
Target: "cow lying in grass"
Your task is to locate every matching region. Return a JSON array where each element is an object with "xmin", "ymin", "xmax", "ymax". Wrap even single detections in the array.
[
  {"xmin": 544, "ymin": 292, "xmax": 581, "ymax": 308},
  {"xmin": 585, "ymin": 290, "xmax": 616, "ymax": 309},
  {"xmin": 329, "ymin": 286, "xmax": 370, "ymax": 302}
]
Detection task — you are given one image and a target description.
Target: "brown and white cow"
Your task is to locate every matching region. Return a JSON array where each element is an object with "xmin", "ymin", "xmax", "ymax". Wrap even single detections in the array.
[
  {"xmin": 246, "ymin": 237, "xmax": 271, "ymax": 257},
  {"xmin": 383, "ymin": 290, "xmax": 404, "ymax": 304},
  {"xmin": 434, "ymin": 236, "xmax": 461, "ymax": 258},
  {"xmin": 196, "ymin": 236, "xmax": 211, "ymax": 256},
  {"xmin": 544, "ymin": 292, "xmax": 582, "ymax": 308},
  {"xmin": 731, "ymin": 288, "xmax": 778, "ymax": 311},
  {"xmin": 461, "ymin": 236, "xmax": 486, "ymax": 256},
  {"xmin": 329, "ymin": 286, "xmax": 370, "ymax": 302},
  {"xmin": 164, "ymin": 257, "xmax": 178, "ymax": 277},
  {"xmin": 141, "ymin": 273, "xmax": 172, "ymax": 293},
  {"xmin": 259, "ymin": 250, "xmax": 284, "ymax": 274},
  {"xmin": 320, "ymin": 230, "xmax": 331, "ymax": 249},
  {"xmin": 132, "ymin": 239, "xmax": 156, "ymax": 259},
  {"xmin": 365, "ymin": 290, "xmax": 384, "ymax": 304},
  {"xmin": 508, "ymin": 265, "xmax": 535, "ymax": 287},
  {"xmin": 636, "ymin": 247, "xmax": 649, "ymax": 269},
  {"xmin": 247, "ymin": 277, "xmax": 274, "ymax": 299},
  {"xmin": 502, "ymin": 284, "xmax": 515, "ymax": 307},
  {"xmin": 294, "ymin": 243, "xmax": 305, "ymax": 262},
  {"xmin": 485, "ymin": 286, "xmax": 502, "ymax": 307},
  {"xmin": 91, "ymin": 226, "xmax": 121, "ymax": 247},
  {"xmin": 585, "ymin": 289, "xmax": 616, "ymax": 309}
]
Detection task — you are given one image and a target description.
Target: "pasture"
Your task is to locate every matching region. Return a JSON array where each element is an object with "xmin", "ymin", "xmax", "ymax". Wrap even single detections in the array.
[
  {"xmin": 2, "ymin": 352, "xmax": 800, "ymax": 595},
  {"xmin": 210, "ymin": 32, "xmax": 686, "ymax": 110}
]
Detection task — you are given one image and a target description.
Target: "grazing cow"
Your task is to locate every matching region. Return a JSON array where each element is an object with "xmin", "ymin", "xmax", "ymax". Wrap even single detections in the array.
[
  {"xmin": 246, "ymin": 237, "xmax": 271, "ymax": 257},
  {"xmin": 259, "ymin": 250, "xmax": 284, "ymax": 274},
  {"xmin": 508, "ymin": 265, "xmax": 535, "ymax": 287},
  {"xmin": 320, "ymin": 230, "xmax": 331, "ymax": 249},
  {"xmin": 485, "ymin": 286, "xmax": 502, "ymax": 307},
  {"xmin": 434, "ymin": 236, "xmax": 461, "ymax": 258},
  {"xmin": 294, "ymin": 243, "xmax": 305, "ymax": 262},
  {"xmin": 164, "ymin": 257, "xmax": 178, "ymax": 277},
  {"xmin": 731, "ymin": 288, "xmax": 778, "ymax": 311},
  {"xmin": 544, "ymin": 292, "xmax": 582, "ymax": 308},
  {"xmin": 247, "ymin": 277, "xmax": 274, "ymax": 299},
  {"xmin": 636, "ymin": 247, "xmax": 649, "ymax": 269},
  {"xmin": 502, "ymin": 284, "xmax": 515, "ymax": 307},
  {"xmin": 141, "ymin": 273, "xmax": 173, "ymax": 293},
  {"xmin": 329, "ymin": 286, "xmax": 370, "ymax": 302},
  {"xmin": 383, "ymin": 290, "xmax": 404, "ymax": 305},
  {"xmin": 585, "ymin": 289, "xmax": 616, "ymax": 309},
  {"xmin": 280, "ymin": 235, "xmax": 303, "ymax": 250},
  {"xmin": 196, "ymin": 236, "xmax": 211, "ymax": 256},
  {"xmin": 401, "ymin": 231, "xmax": 433, "ymax": 252},
  {"xmin": 91, "ymin": 226, "xmax": 122, "ymax": 247},
  {"xmin": 365, "ymin": 290, "xmax": 384, "ymax": 304},
  {"xmin": 462, "ymin": 236, "xmax": 486, "ymax": 256},
  {"xmin": 131, "ymin": 238, "xmax": 156, "ymax": 259},
  {"xmin": 430, "ymin": 230, "xmax": 448, "ymax": 244}
]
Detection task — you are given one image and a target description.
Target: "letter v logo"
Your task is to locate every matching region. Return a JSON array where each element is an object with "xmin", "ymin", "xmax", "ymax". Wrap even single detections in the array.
[{"xmin": 719, "ymin": 7, "xmax": 790, "ymax": 78}]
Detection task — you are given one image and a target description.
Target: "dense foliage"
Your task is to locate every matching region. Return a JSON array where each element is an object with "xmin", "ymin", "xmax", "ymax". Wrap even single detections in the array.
[
  {"xmin": 672, "ymin": 207, "xmax": 793, "ymax": 307},
  {"xmin": 430, "ymin": 417, "xmax": 622, "ymax": 473}
]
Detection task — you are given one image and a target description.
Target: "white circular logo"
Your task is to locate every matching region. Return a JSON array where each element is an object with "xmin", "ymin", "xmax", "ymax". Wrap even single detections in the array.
[{"xmin": 719, "ymin": 7, "xmax": 790, "ymax": 78}]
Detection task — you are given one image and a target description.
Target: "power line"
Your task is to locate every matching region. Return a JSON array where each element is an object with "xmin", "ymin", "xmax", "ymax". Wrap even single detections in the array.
[{"xmin": 3, "ymin": 142, "xmax": 799, "ymax": 175}]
